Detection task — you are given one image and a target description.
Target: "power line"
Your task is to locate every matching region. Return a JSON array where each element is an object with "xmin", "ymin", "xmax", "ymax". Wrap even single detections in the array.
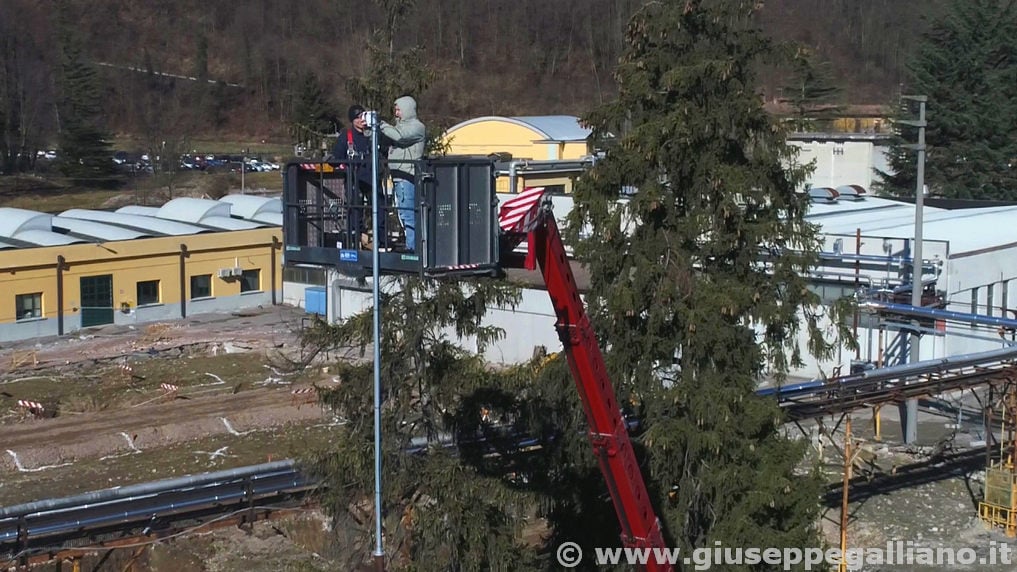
[{"xmin": 93, "ymin": 61, "xmax": 245, "ymax": 88}]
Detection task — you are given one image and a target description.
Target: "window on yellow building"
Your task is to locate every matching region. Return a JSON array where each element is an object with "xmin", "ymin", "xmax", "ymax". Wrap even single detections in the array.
[
  {"xmin": 137, "ymin": 280, "xmax": 160, "ymax": 306},
  {"xmin": 191, "ymin": 275, "xmax": 212, "ymax": 299},
  {"xmin": 15, "ymin": 293, "xmax": 42, "ymax": 320},
  {"xmin": 240, "ymin": 269, "xmax": 261, "ymax": 293},
  {"xmin": 283, "ymin": 266, "xmax": 326, "ymax": 286}
]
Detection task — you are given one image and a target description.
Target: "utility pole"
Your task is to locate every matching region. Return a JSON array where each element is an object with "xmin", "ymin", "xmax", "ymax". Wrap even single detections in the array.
[
  {"xmin": 899, "ymin": 95, "xmax": 927, "ymax": 444},
  {"xmin": 839, "ymin": 415, "xmax": 852, "ymax": 572}
]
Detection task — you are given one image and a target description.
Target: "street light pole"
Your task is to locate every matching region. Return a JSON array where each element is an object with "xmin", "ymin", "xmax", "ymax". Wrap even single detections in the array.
[
  {"xmin": 899, "ymin": 95, "xmax": 927, "ymax": 445},
  {"xmin": 367, "ymin": 110, "xmax": 386, "ymax": 571}
]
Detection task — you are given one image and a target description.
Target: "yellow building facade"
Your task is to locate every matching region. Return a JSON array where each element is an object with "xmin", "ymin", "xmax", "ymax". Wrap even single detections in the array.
[
  {"xmin": 0, "ymin": 197, "xmax": 283, "ymax": 343},
  {"xmin": 443, "ymin": 116, "xmax": 595, "ymax": 194},
  {"xmin": 444, "ymin": 115, "xmax": 592, "ymax": 160}
]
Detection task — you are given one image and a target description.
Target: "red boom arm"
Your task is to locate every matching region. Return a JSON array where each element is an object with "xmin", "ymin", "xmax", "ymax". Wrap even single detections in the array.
[{"xmin": 527, "ymin": 212, "xmax": 671, "ymax": 571}]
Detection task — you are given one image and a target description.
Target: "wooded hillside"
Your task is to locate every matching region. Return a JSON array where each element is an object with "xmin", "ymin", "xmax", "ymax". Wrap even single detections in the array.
[{"xmin": 3, "ymin": 0, "xmax": 942, "ymax": 144}]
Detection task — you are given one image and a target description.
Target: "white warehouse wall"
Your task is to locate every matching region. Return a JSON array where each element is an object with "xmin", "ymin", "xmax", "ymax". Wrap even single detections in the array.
[
  {"xmin": 788, "ymin": 134, "xmax": 892, "ymax": 191},
  {"xmin": 322, "ymin": 275, "xmax": 562, "ymax": 364}
]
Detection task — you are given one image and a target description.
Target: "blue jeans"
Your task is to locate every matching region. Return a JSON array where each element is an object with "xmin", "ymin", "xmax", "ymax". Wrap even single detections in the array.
[{"xmin": 393, "ymin": 179, "xmax": 415, "ymax": 251}]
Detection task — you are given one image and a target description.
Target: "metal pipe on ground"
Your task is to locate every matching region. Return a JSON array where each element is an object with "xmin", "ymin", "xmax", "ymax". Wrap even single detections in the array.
[{"xmin": 0, "ymin": 460, "xmax": 296, "ymax": 519}]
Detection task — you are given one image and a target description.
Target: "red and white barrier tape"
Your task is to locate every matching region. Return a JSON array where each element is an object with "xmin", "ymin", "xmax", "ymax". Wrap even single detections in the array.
[{"xmin": 17, "ymin": 400, "xmax": 44, "ymax": 413}]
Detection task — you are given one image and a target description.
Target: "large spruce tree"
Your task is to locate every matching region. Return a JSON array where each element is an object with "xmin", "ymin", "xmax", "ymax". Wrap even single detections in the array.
[
  {"xmin": 302, "ymin": 278, "xmax": 540, "ymax": 571},
  {"xmin": 300, "ymin": 2, "xmax": 541, "ymax": 569},
  {"xmin": 290, "ymin": 70, "xmax": 337, "ymax": 156},
  {"xmin": 54, "ymin": 4, "xmax": 116, "ymax": 186},
  {"xmin": 562, "ymin": 0, "xmax": 850, "ymax": 561},
  {"xmin": 781, "ymin": 46, "xmax": 843, "ymax": 132},
  {"xmin": 875, "ymin": 0, "xmax": 1017, "ymax": 199}
]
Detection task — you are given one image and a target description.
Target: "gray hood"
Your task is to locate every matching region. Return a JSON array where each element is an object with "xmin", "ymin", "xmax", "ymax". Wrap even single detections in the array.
[{"xmin": 395, "ymin": 96, "xmax": 417, "ymax": 121}]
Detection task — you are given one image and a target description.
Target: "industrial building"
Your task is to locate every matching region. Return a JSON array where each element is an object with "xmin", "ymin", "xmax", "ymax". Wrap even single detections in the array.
[
  {"xmin": 801, "ymin": 190, "xmax": 1017, "ymax": 376},
  {"xmin": 285, "ymin": 182, "xmax": 1017, "ymax": 379},
  {"xmin": 281, "ymin": 114, "xmax": 1017, "ymax": 379},
  {"xmin": 443, "ymin": 115, "xmax": 592, "ymax": 161},
  {"xmin": 442, "ymin": 115, "xmax": 595, "ymax": 195},
  {"xmin": 0, "ymin": 195, "xmax": 282, "ymax": 343},
  {"xmin": 441, "ymin": 119, "xmax": 891, "ymax": 199}
]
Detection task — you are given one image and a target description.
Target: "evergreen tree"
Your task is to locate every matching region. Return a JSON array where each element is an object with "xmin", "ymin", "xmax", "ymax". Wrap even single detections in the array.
[
  {"xmin": 289, "ymin": 70, "xmax": 337, "ymax": 157},
  {"xmin": 344, "ymin": 38, "xmax": 433, "ymax": 118},
  {"xmin": 561, "ymin": 0, "xmax": 852, "ymax": 563},
  {"xmin": 194, "ymin": 33, "xmax": 209, "ymax": 84},
  {"xmin": 302, "ymin": 278, "xmax": 538, "ymax": 570},
  {"xmin": 300, "ymin": 3, "xmax": 539, "ymax": 569},
  {"xmin": 54, "ymin": 4, "xmax": 116, "ymax": 187},
  {"xmin": 874, "ymin": 0, "xmax": 1017, "ymax": 199},
  {"xmin": 781, "ymin": 46, "xmax": 843, "ymax": 132}
]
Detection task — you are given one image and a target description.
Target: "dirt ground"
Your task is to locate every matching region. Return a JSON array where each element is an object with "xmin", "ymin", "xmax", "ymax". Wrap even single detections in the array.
[
  {"xmin": 0, "ymin": 305, "xmax": 336, "ymax": 498},
  {"xmin": 810, "ymin": 393, "xmax": 1017, "ymax": 571},
  {"xmin": 5, "ymin": 304, "xmax": 1017, "ymax": 571}
]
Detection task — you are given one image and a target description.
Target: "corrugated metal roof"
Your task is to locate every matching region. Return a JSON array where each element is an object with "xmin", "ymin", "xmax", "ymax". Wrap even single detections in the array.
[
  {"xmin": 447, "ymin": 115, "xmax": 591, "ymax": 142},
  {"xmin": 59, "ymin": 209, "xmax": 213, "ymax": 236},
  {"xmin": 52, "ymin": 217, "xmax": 150, "ymax": 241}
]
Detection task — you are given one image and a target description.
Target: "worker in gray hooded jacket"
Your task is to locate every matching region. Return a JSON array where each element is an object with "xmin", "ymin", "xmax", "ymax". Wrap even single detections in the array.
[{"xmin": 380, "ymin": 95, "xmax": 426, "ymax": 252}]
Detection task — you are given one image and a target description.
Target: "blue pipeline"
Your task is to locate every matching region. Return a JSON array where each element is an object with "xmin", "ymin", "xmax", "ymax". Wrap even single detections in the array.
[
  {"xmin": 818, "ymin": 252, "xmax": 911, "ymax": 264},
  {"xmin": 756, "ymin": 344, "xmax": 1017, "ymax": 400},
  {"xmin": 755, "ymin": 379, "xmax": 825, "ymax": 398},
  {"xmin": 860, "ymin": 300, "xmax": 1017, "ymax": 330}
]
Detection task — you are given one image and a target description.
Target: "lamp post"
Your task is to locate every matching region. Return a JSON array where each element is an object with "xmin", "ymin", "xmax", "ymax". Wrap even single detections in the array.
[
  {"xmin": 366, "ymin": 109, "xmax": 386, "ymax": 572},
  {"xmin": 899, "ymin": 95, "xmax": 927, "ymax": 445}
]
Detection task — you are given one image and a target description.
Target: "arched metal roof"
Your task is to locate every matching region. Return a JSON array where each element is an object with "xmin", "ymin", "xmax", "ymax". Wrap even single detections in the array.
[
  {"xmin": 251, "ymin": 212, "xmax": 283, "ymax": 226},
  {"xmin": 52, "ymin": 217, "xmax": 150, "ymax": 241},
  {"xmin": 152, "ymin": 197, "xmax": 264, "ymax": 230},
  {"xmin": 195, "ymin": 216, "xmax": 264, "ymax": 230},
  {"xmin": 12, "ymin": 230, "xmax": 84, "ymax": 246},
  {"xmin": 446, "ymin": 115, "xmax": 591, "ymax": 142},
  {"xmin": 116, "ymin": 206, "xmax": 161, "ymax": 217},
  {"xmin": 0, "ymin": 208, "xmax": 52, "ymax": 238},
  {"xmin": 0, "ymin": 207, "xmax": 87, "ymax": 246},
  {"xmin": 59, "ymin": 209, "xmax": 212, "ymax": 236},
  {"xmin": 218, "ymin": 194, "xmax": 282, "ymax": 221},
  {"xmin": 155, "ymin": 198, "xmax": 232, "ymax": 224}
]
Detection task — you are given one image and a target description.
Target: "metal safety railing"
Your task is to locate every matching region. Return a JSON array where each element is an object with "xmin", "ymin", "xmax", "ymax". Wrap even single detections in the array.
[{"xmin": 0, "ymin": 460, "xmax": 313, "ymax": 564}]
